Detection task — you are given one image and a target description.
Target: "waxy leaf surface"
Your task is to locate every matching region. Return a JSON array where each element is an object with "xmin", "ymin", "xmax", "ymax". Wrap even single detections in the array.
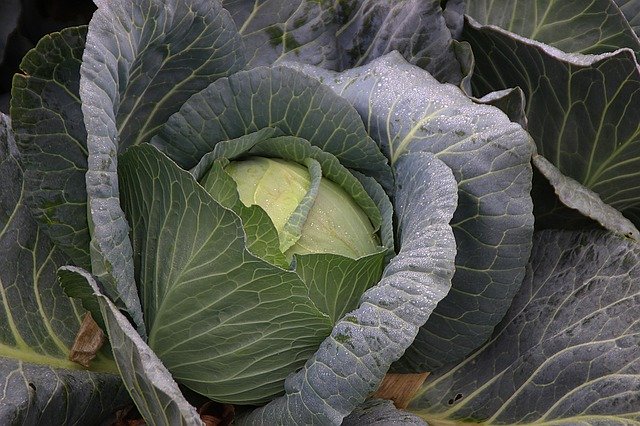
[
  {"xmin": 11, "ymin": 27, "xmax": 91, "ymax": 269},
  {"xmin": 290, "ymin": 52, "xmax": 534, "ymax": 370},
  {"xmin": 79, "ymin": 0, "xmax": 246, "ymax": 334},
  {"xmin": 223, "ymin": 0, "xmax": 464, "ymax": 84},
  {"xmin": 465, "ymin": 18, "xmax": 640, "ymax": 226},
  {"xmin": 412, "ymin": 230, "xmax": 640, "ymax": 424},
  {"xmin": 0, "ymin": 113, "xmax": 127, "ymax": 424}
]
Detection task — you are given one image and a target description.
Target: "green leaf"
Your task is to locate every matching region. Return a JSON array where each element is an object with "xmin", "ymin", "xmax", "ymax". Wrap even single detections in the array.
[
  {"xmin": 223, "ymin": 0, "xmax": 464, "ymax": 84},
  {"xmin": 62, "ymin": 268, "xmax": 205, "ymax": 426},
  {"xmin": 200, "ymin": 159, "xmax": 289, "ymax": 268},
  {"xmin": 58, "ymin": 266, "xmax": 106, "ymax": 331},
  {"xmin": 10, "ymin": 26, "xmax": 91, "ymax": 269},
  {"xmin": 84, "ymin": 0, "xmax": 246, "ymax": 150},
  {"xmin": 79, "ymin": 0, "xmax": 246, "ymax": 336},
  {"xmin": 288, "ymin": 52, "xmax": 534, "ymax": 371},
  {"xmin": 0, "ymin": 360, "xmax": 128, "ymax": 425},
  {"xmin": 533, "ymin": 155, "xmax": 639, "ymax": 240},
  {"xmin": 296, "ymin": 251, "xmax": 385, "ymax": 324},
  {"xmin": 464, "ymin": 18, "xmax": 640, "ymax": 225},
  {"xmin": 465, "ymin": 0, "xmax": 640, "ymax": 54},
  {"xmin": 222, "ymin": 0, "xmax": 334, "ymax": 67},
  {"xmin": 411, "ymin": 230, "xmax": 640, "ymax": 424},
  {"xmin": 151, "ymin": 65, "xmax": 394, "ymax": 192},
  {"xmin": 0, "ymin": 113, "xmax": 127, "ymax": 423},
  {"xmin": 351, "ymin": 170, "xmax": 395, "ymax": 261},
  {"xmin": 190, "ymin": 128, "xmax": 279, "ymax": 180},
  {"xmin": 454, "ymin": 39, "xmax": 476, "ymax": 95},
  {"xmin": 239, "ymin": 152, "xmax": 457, "ymax": 424},
  {"xmin": 118, "ymin": 144, "xmax": 333, "ymax": 404},
  {"xmin": 342, "ymin": 399, "xmax": 427, "ymax": 425}
]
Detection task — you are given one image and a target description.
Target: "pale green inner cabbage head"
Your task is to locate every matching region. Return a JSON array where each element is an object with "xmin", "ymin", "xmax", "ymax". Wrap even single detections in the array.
[{"xmin": 225, "ymin": 157, "xmax": 380, "ymax": 260}]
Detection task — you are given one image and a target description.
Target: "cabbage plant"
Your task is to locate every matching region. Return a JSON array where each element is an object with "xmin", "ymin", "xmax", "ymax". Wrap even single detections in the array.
[{"xmin": 1, "ymin": 0, "xmax": 639, "ymax": 424}]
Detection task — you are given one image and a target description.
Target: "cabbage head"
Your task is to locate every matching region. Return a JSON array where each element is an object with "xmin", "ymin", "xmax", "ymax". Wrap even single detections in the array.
[
  {"xmin": 113, "ymin": 81, "xmax": 395, "ymax": 404},
  {"xmin": 219, "ymin": 157, "xmax": 381, "ymax": 260}
]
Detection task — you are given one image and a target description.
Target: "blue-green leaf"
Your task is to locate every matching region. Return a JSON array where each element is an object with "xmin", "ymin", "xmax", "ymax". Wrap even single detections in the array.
[
  {"xmin": 464, "ymin": 17, "xmax": 640, "ymax": 226},
  {"xmin": 473, "ymin": 87, "xmax": 528, "ymax": 129},
  {"xmin": 224, "ymin": 0, "xmax": 464, "ymax": 84},
  {"xmin": 0, "ymin": 113, "xmax": 128, "ymax": 424},
  {"xmin": 615, "ymin": 0, "xmax": 640, "ymax": 37},
  {"xmin": 79, "ymin": 0, "xmax": 246, "ymax": 336},
  {"xmin": 466, "ymin": 0, "xmax": 640, "ymax": 54},
  {"xmin": 151, "ymin": 65, "xmax": 394, "ymax": 191},
  {"xmin": 11, "ymin": 26, "xmax": 91, "ymax": 269},
  {"xmin": 289, "ymin": 52, "xmax": 534, "ymax": 371},
  {"xmin": 533, "ymin": 154, "xmax": 639, "ymax": 240},
  {"xmin": 411, "ymin": 230, "xmax": 640, "ymax": 424},
  {"xmin": 60, "ymin": 267, "xmax": 205, "ymax": 426},
  {"xmin": 343, "ymin": 399, "xmax": 427, "ymax": 425}
]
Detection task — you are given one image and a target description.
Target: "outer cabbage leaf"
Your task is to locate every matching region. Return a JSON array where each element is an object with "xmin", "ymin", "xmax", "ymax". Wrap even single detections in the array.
[
  {"xmin": 58, "ymin": 266, "xmax": 205, "ymax": 426},
  {"xmin": 615, "ymin": 0, "xmax": 640, "ymax": 37},
  {"xmin": 289, "ymin": 52, "xmax": 534, "ymax": 371},
  {"xmin": 464, "ymin": 18, "xmax": 640, "ymax": 226},
  {"xmin": 151, "ymin": 65, "xmax": 393, "ymax": 191},
  {"xmin": 10, "ymin": 27, "xmax": 91, "ymax": 269},
  {"xmin": 83, "ymin": 0, "xmax": 246, "ymax": 150},
  {"xmin": 223, "ymin": 0, "xmax": 464, "ymax": 84},
  {"xmin": 410, "ymin": 229, "xmax": 640, "ymax": 424},
  {"xmin": 118, "ymin": 144, "xmax": 333, "ymax": 404},
  {"xmin": 79, "ymin": 0, "xmax": 246, "ymax": 336},
  {"xmin": 466, "ymin": 0, "xmax": 640, "ymax": 54},
  {"xmin": 0, "ymin": 113, "xmax": 128, "ymax": 424},
  {"xmin": 533, "ymin": 155, "xmax": 639, "ymax": 240},
  {"xmin": 238, "ymin": 152, "xmax": 457, "ymax": 424},
  {"xmin": 342, "ymin": 399, "xmax": 427, "ymax": 425},
  {"xmin": 473, "ymin": 87, "xmax": 528, "ymax": 129}
]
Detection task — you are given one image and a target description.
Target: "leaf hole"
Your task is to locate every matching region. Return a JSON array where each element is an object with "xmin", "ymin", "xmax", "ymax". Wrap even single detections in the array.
[
  {"xmin": 28, "ymin": 383, "xmax": 36, "ymax": 394},
  {"xmin": 447, "ymin": 393, "xmax": 463, "ymax": 405}
]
